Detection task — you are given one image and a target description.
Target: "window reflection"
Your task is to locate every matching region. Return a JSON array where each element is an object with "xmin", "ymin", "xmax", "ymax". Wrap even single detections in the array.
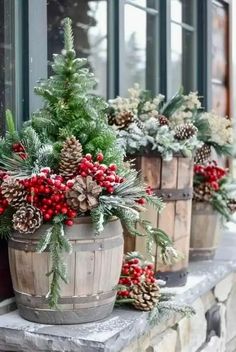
[
  {"xmin": 123, "ymin": 3, "xmax": 147, "ymax": 93},
  {"xmin": 47, "ymin": 0, "xmax": 107, "ymax": 97},
  {"xmin": 171, "ymin": 0, "xmax": 194, "ymax": 26}
]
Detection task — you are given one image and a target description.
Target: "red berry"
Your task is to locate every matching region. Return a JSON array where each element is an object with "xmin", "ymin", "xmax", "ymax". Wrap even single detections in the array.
[
  {"xmin": 107, "ymin": 186, "xmax": 114, "ymax": 193},
  {"xmin": 96, "ymin": 153, "xmax": 104, "ymax": 162},
  {"xmin": 66, "ymin": 180, "xmax": 74, "ymax": 188},
  {"xmin": 85, "ymin": 153, "xmax": 92, "ymax": 161},
  {"xmin": 61, "ymin": 207, "xmax": 68, "ymax": 214},
  {"xmin": 54, "ymin": 180, "xmax": 61, "ymax": 188},
  {"xmin": 0, "ymin": 207, "xmax": 4, "ymax": 214},
  {"xmin": 44, "ymin": 213, "xmax": 51, "ymax": 221},
  {"xmin": 65, "ymin": 219, "xmax": 74, "ymax": 226},
  {"xmin": 109, "ymin": 164, "xmax": 117, "ymax": 171}
]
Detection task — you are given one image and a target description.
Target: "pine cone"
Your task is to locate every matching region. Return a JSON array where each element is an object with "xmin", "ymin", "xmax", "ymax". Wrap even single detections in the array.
[
  {"xmin": 158, "ymin": 115, "xmax": 169, "ymax": 126},
  {"xmin": 108, "ymin": 111, "xmax": 134, "ymax": 130},
  {"xmin": 195, "ymin": 144, "xmax": 211, "ymax": 163},
  {"xmin": 227, "ymin": 199, "xmax": 236, "ymax": 213},
  {"xmin": 13, "ymin": 205, "xmax": 43, "ymax": 234},
  {"xmin": 130, "ymin": 281, "xmax": 161, "ymax": 311},
  {"xmin": 59, "ymin": 136, "xmax": 83, "ymax": 177},
  {"xmin": 174, "ymin": 123, "xmax": 198, "ymax": 140},
  {"xmin": 1, "ymin": 178, "xmax": 27, "ymax": 207},
  {"xmin": 193, "ymin": 183, "xmax": 213, "ymax": 202},
  {"xmin": 66, "ymin": 175, "xmax": 102, "ymax": 212}
]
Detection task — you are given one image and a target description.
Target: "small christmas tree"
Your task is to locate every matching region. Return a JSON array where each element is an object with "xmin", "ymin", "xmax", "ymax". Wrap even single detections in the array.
[{"xmin": 30, "ymin": 18, "xmax": 121, "ymax": 167}]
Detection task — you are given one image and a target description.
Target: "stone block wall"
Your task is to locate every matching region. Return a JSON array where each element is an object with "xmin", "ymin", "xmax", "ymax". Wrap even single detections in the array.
[{"xmin": 122, "ymin": 273, "xmax": 236, "ymax": 352}]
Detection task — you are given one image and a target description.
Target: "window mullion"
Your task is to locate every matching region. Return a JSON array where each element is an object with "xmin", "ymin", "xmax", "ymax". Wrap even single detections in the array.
[
  {"xmin": 107, "ymin": 0, "xmax": 125, "ymax": 98},
  {"xmin": 159, "ymin": 0, "xmax": 171, "ymax": 99}
]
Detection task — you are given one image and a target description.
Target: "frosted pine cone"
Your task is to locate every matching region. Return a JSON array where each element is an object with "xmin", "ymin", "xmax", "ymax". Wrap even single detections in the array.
[
  {"xmin": 158, "ymin": 115, "xmax": 169, "ymax": 126},
  {"xmin": 195, "ymin": 144, "xmax": 211, "ymax": 164},
  {"xmin": 1, "ymin": 178, "xmax": 27, "ymax": 207},
  {"xmin": 130, "ymin": 281, "xmax": 161, "ymax": 311},
  {"xmin": 174, "ymin": 123, "xmax": 198, "ymax": 140},
  {"xmin": 66, "ymin": 175, "xmax": 102, "ymax": 212},
  {"xmin": 59, "ymin": 136, "xmax": 83, "ymax": 177},
  {"xmin": 193, "ymin": 184, "xmax": 213, "ymax": 202},
  {"xmin": 108, "ymin": 111, "xmax": 134, "ymax": 129},
  {"xmin": 13, "ymin": 205, "xmax": 43, "ymax": 234}
]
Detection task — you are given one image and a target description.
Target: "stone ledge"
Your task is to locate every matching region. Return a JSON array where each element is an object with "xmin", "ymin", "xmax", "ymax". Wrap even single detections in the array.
[{"xmin": 0, "ymin": 259, "xmax": 235, "ymax": 352}]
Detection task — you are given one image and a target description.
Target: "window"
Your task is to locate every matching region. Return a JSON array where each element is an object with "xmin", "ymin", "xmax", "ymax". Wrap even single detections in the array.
[
  {"xmin": 169, "ymin": 0, "xmax": 197, "ymax": 96},
  {"xmin": 0, "ymin": 0, "xmax": 15, "ymax": 132},
  {"xmin": 47, "ymin": 0, "xmax": 108, "ymax": 97},
  {"xmin": 121, "ymin": 0, "xmax": 159, "ymax": 95}
]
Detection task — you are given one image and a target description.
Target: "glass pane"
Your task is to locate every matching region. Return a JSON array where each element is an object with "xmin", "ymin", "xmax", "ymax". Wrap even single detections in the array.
[
  {"xmin": 47, "ymin": 0, "xmax": 107, "ymax": 97},
  {"xmin": 123, "ymin": 3, "xmax": 147, "ymax": 93},
  {"xmin": 171, "ymin": 0, "xmax": 194, "ymax": 26},
  {"xmin": 170, "ymin": 23, "xmax": 182, "ymax": 95},
  {"xmin": 0, "ymin": 0, "xmax": 15, "ymax": 133},
  {"xmin": 170, "ymin": 23, "xmax": 196, "ymax": 96}
]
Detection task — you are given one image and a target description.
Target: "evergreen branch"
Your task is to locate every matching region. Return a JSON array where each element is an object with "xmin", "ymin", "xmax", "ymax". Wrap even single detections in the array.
[
  {"xmin": 149, "ymin": 301, "xmax": 195, "ymax": 325},
  {"xmin": 40, "ymin": 221, "xmax": 72, "ymax": 308},
  {"xmin": 0, "ymin": 208, "xmax": 14, "ymax": 240},
  {"xmin": 63, "ymin": 18, "xmax": 74, "ymax": 52},
  {"xmin": 6, "ymin": 110, "xmax": 17, "ymax": 136}
]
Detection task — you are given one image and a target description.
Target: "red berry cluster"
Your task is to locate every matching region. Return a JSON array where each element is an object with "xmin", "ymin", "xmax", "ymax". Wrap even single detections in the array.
[
  {"xmin": 12, "ymin": 143, "xmax": 28, "ymax": 160},
  {"xmin": 194, "ymin": 162, "xmax": 227, "ymax": 191},
  {"xmin": 0, "ymin": 171, "xmax": 8, "ymax": 215},
  {"xmin": 77, "ymin": 152, "xmax": 124, "ymax": 194},
  {"xmin": 21, "ymin": 169, "xmax": 76, "ymax": 225},
  {"xmin": 117, "ymin": 257, "xmax": 156, "ymax": 299}
]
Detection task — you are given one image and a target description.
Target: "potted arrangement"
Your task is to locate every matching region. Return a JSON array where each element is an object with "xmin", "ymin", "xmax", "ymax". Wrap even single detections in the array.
[
  {"xmin": 0, "ymin": 19, "xmax": 174, "ymax": 325},
  {"xmin": 190, "ymin": 161, "xmax": 236, "ymax": 261},
  {"xmin": 108, "ymin": 86, "xmax": 204, "ymax": 286}
]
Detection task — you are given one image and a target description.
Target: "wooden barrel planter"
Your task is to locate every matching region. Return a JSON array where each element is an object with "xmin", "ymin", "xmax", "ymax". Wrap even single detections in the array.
[
  {"xmin": 0, "ymin": 239, "xmax": 13, "ymax": 301},
  {"xmin": 8, "ymin": 217, "xmax": 124, "ymax": 324},
  {"xmin": 190, "ymin": 202, "xmax": 221, "ymax": 261},
  {"xmin": 124, "ymin": 155, "xmax": 193, "ymax": 287}
]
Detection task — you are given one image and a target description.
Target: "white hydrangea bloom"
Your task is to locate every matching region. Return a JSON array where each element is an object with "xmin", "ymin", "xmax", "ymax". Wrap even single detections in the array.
[
  {"xmin": 203, "ymin": 112, "xmax": 233, "ymax": 145},
  {"xmin": 184, "ymin": 92, "xmax": 201, "ymax": 110}
]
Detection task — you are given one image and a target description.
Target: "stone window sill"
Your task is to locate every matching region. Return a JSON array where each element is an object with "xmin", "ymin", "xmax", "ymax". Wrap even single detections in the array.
[{"xmin": 0, "ymin": 229, "xmax": 236, "ymax": 352}]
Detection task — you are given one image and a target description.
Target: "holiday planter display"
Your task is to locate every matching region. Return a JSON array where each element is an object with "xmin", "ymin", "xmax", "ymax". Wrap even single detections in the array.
[
  {"xmin": 0, "ymin": 19, "xmax": 173, "ymax": 324},
  {"xmin": 108, "ymin": 85, "xmax": 233, "ymax": 286},
  {"xmin": 8, "ymin": 218, "xmax": 123, "ymax": 324},
  {"xmin": 190, "ymin": 162, "xmax": 236, "ymax": 261}
]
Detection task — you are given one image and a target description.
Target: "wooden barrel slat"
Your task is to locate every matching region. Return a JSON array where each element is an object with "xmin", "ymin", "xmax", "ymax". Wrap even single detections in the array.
[
  {"xmin": 8, "ymin": 218, "xmax": 124, "ymax": 324},
  {"xmin": 125, "ymin": 155, "xmax": 193, "ymax": 287},
  {"xmin": 190, "ymin": 202, "xmax": 221, "ymax": 261}
]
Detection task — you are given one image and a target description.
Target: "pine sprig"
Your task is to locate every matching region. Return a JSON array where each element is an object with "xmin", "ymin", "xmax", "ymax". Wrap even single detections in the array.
[
  {"xmin": 63, "ymin": 18, "xmax": 74, "ymax": 52},
  {"xmin": 37, "ymin": 220, "xmax": 72, "ymax": 308}
]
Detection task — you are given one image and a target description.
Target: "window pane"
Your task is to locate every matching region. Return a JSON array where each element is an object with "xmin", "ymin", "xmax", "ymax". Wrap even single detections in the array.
[
  {"xmin": 170, "ymin": 23, "xmax": 182, "ymax": 95},
  {"xmin": 170, "ymin": 23, "xmax": 196, "ymax": 96},
  {"xmin": 123, "ymin": 3, "xmax": 147, "ymax": 93},
  {"xmin": 171, "ymin": 0, "xmax": 194, "ymax": 26},
  {"xmin": 47, "ymin": 0, "xmax": 107, "ymax": 97},
  {"xmin": 0, "ymin": 0, "xmax": 15, "ymax": 132}
]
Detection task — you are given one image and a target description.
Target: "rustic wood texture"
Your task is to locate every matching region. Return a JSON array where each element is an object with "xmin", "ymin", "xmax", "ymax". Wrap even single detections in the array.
[
  {"xmin": 190, "ymin": 202, "xmax": 221, "ymax": 261},
  {"xmin": 125, "ymin": 156, "xmax": 193, "ymax": 283},
  {"xmin": 8, "ymin": 218, "xmax": 124, "ymax": 324}
]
